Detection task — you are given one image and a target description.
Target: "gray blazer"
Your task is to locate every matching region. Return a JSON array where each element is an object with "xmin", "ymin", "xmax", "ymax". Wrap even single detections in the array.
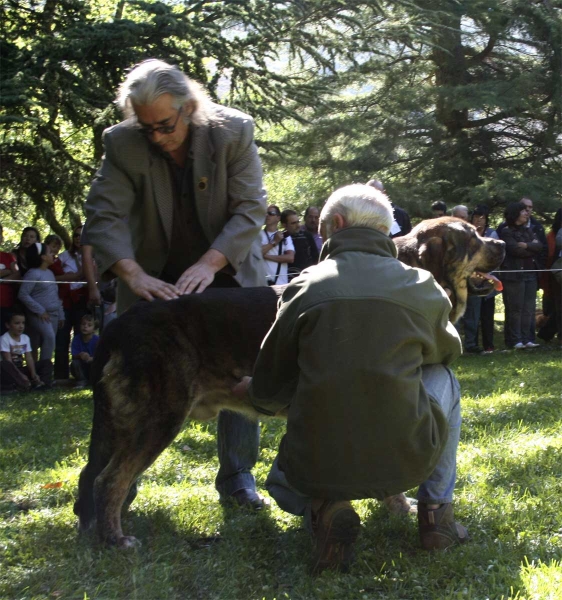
[{"xmin": 83, "ymin": 104, "xmax": 267, "ymax": 312}]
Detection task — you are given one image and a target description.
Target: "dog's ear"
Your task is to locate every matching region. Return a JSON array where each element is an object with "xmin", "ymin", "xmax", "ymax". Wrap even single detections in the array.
[
  {"xmin": 446, "ymin": 222, "xmax": 474, "ymax": 264},
  {"xmin": 418, "ymin": 237, "xmax": 445, "ymax": 284}
]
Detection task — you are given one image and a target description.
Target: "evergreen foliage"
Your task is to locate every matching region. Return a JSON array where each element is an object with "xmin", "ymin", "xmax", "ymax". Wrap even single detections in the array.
[
  {"xmin": 267, "ymin": 0, "xmax": 562, "ymax": 218},
  {"xmin": 1, "ymin": 0, "xmax": 560, "ymax": 238}
]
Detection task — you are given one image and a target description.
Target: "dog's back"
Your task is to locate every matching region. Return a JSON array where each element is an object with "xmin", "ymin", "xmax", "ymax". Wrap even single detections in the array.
[{"xmin": 93, "ymin": 286, "xmax": 282, "ymax": 420}]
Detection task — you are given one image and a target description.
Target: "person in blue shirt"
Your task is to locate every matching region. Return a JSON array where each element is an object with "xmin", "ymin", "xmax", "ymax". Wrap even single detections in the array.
[{"xmin": 70, "ymin": 314, "xmax": 99, "ymax": 388}]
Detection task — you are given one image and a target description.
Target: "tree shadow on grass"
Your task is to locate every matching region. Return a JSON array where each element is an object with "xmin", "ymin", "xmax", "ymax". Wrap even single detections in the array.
[
  {"xmin": 1, "ymin": 499, "xmax": 312, "ymax": 599},
  {"xmin": 2, "ymin": 486, "xmax": 540, "ymax": 600}
]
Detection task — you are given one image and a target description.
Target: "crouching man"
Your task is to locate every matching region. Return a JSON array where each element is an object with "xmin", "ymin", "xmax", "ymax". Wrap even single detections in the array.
[{"xmin": 234, "ymin": 184, "xmax": 468, "ymax": 574}]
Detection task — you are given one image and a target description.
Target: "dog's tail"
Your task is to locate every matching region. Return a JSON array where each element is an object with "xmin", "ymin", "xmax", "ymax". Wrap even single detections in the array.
[{"xmin": 90, "ymin": 316, "xmax": 120, "ymax": 388}]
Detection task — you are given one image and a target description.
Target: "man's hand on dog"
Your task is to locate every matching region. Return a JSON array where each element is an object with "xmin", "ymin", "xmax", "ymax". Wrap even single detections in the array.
[
  {"xmin": 175, "ymin": 249, "xmax": 229, "ymax": 295},
  {"xmin": 114, "ymin": 259, "xmax": 180, "ymax": 302},
  {"xmin": 232, "ymin": 376, "xmax": 252, "ymax": 399},
  {"xmin": 176, "ymin": 262, "xmax": 217, "ymax": 295}
]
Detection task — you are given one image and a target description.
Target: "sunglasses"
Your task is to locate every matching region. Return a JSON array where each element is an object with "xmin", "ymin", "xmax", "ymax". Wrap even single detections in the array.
[
  {"xmin": 138, "ymin": 107, "xmax": 183, "ymax": 137},
  {"xmin": 267, "ymin": 210, "xmax": 279, "ymax": 216}
]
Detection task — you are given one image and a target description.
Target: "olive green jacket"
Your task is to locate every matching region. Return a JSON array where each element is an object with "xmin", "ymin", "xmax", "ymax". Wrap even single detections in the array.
[{"xmin": 249, "ymin": 227, "xmax": 461, "ymax": 500}]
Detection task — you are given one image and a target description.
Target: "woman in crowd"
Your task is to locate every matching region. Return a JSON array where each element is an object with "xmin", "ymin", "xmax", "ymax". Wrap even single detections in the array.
[
  {"xmin": 17, "ymin": 242, "xmax": 64, "ymax": 364},
  {"xmin": 53, "ymin": 225, "xmax": 88, "ymax": 380},
  {"xmin": 0, "ymin": 224, "xmax": 19, "ymax": 333},
  {"xmin": 463, "ymin": 205, "xmax": 500, "ymax": 353},
  {"xmin": 499, "ymin": 202, "xmax": 543, "ymax": 349},
  {"xmin": 14, "ymin": 226, "xmax": 41, "ymax": 277}
]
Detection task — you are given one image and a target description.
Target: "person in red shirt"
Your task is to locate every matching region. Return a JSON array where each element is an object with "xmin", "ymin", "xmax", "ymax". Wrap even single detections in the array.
[{"xmin": 0, "ymin": 224, "xmax": 19, "ymax": 334}]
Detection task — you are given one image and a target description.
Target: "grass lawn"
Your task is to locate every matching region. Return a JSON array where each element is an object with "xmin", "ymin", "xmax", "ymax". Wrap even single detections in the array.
[{"xmin": 1, "ymin": 340, "xmax": 561, "ymax": 599}]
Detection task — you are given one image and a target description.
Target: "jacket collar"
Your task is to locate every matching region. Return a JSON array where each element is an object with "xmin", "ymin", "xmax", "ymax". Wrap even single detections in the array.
[{"xmin": 320, "ymin": 226, "xmax": 397, "ymax": 262}]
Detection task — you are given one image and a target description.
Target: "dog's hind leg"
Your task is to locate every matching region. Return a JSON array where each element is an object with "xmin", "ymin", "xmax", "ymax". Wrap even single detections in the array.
[
  {"xmin": 123, "ymin": 480, "xmax": 138, "ymax": 511},
  {"xmin": 75, "ymin": 451, "xmax": 110, "ymax": 532},
  {"xmin": 94, "ymin": 425, "xmax": 184, "ymax": 548},
  {"xmin": 74, "ymin": 382, "xmax": 113, "ymax": 532}
]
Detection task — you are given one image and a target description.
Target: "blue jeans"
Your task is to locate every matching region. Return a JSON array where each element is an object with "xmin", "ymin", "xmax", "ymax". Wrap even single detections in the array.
[
  {"xmin": 502, "ymin": 278, "xmax": 537, "ymax": 346},
  {"xmin": 463, "ymin": 295, "xmax": 482, "ymax": 349},
  {"xmin": 265, "ymin": 364, "xmax": 462, "ymax": 525},
  {"xmin": 215, "ymin": 410, "xmax": 260, "ymax": 497}
]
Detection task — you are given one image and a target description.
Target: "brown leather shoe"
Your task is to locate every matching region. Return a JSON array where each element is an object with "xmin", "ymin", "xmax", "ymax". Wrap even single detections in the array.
[
  {"xmin": 311, "ymin": 500, "xmax": 361, "ymax": 574},
  {"xmin": 228, "ymin": 488, "xmax": 269, "ymax": 510},
  {"xmin": 418, "ymin": 503, "xmax": 469, "ymax": 550}
]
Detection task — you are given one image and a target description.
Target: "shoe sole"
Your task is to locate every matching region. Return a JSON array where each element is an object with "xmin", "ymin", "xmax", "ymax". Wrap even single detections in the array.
[{"xmin": 312, "ymin": 507, "xmax": 361, "ymax": 574}]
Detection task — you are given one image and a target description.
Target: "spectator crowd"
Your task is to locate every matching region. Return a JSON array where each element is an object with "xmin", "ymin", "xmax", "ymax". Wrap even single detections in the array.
[
  {"xmin": 0, "ymin": 223, "xmax": 107, "ymax": 393},
  {"xmin": 1, "ymin": 193, "xmax": 560, "ymax": 395}
]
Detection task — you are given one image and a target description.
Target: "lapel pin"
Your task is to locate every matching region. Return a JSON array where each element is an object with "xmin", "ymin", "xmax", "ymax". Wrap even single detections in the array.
[{"xmin": 198, "ymin": 177, "xmax": 208, "ymax": 191}]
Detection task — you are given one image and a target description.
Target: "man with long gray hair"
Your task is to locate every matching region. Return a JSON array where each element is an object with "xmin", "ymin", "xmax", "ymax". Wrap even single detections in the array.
[
  {"xmin": 234, "ymin": 184, "xmax": 468, "ymax": 573},
  {"xmin": 83, "ymin": 59, "xmax": 268, "ymax": 509}
]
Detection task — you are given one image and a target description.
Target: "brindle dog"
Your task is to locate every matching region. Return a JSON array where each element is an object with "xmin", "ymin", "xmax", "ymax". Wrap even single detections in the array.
[
  {"xmin": 74, "ymin": 217, "xmax": 505, "ymax": 547},
  {"xmin": 394, "ymin": 217, "xmax": 505, "ymax": 322}
]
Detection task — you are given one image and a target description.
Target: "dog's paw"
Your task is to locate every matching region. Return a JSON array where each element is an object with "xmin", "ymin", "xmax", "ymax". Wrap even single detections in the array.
[
  {"xmin": 75, "ymin": 510, "xmax": 95, "ymax": 534},
  {"xmin": 77, "ymin": 520, "xmax": 95, "ymax": 534},
  {"xmin": 117, "ymin": 535, "xmax": 142, "ymax": 549}
]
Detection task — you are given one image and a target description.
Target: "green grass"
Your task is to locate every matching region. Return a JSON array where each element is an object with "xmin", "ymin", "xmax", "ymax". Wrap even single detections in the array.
[{"xmin": 1, "ymin": 343, "xmax": 561, "ymax": 600}]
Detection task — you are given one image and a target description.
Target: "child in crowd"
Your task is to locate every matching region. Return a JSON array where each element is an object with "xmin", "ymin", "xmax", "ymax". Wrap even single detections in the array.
[
  {"xmin": 0, "ymin": 311, "xmax": 52, "ymax": 392},
  {"xmin": 17, "ymin": 242, "xmax": 65, "ymax": 363},
  {"xmin": 70, "ymin": 314, "xmax": 99, "ymax": 388}
]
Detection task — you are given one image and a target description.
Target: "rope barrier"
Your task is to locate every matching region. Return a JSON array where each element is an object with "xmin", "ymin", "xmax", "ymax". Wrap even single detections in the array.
[
  {"xmin": 0, "ymin": 280, "xmax": 90, "ymax": 285},
  {"xmin": 1, "ymin": 268, "xmax": 562, "ymax": 285}
]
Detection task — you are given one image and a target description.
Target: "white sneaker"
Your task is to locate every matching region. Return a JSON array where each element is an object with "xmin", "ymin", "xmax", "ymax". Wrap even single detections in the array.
[
  {"xmin": 525, "ymin": 342, "xmax": 539, "ymax": 348},
  {"xmin": 514, "ymin": 342, "xmax": 525, "ymax": 350}
]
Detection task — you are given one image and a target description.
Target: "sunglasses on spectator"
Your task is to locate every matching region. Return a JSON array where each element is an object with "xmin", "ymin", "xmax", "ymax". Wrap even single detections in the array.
[
  {"xmin": 138, "ymin": 108, "xmax": 183, "ymax": 136},
  {"xmin": 267, "ymin": 211, "xmax": 279, "ymax": 216}
]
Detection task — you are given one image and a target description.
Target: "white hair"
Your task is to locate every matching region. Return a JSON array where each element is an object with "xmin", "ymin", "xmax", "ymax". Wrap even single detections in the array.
[
  {"xmin": 116, "ymin": 59, "xmax": 215, "ymax": 127},
  {"xmin": 452, "ymin": 205, "xmax": 469, "ymax": 217},
  {"xmin": 320, "ymin": 184, "xmax": 393, "ymax": 238}
]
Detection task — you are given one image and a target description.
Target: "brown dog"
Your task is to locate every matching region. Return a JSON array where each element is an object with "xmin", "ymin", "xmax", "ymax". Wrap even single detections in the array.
[
  {"xmin": 395, "ymin": 217, "xmax": 504, "ymax": 322},
  {"xmin": 74, "ymin": 218, "xmax": 505, "ymax": 547}
]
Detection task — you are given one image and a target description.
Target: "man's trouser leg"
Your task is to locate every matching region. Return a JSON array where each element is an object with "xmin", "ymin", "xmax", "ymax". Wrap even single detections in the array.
[
  {"xmin": 265, "ymin": 455, "xmax": 314, "ymax": 531},
  {"xmin": 215, "ymin": 410, "xmax": 260, "ymax": 497},
  {"xmin": 54, "ymin": 308, "xmax": 72, "ymax": 379},
  {"xmin": 463, "ymin": 296, "xmax": 481, "ymax": 350},
  {"xmin": 521, "ymin": 277, "xmax": 537, "ymax": 344},
  {"xmin": 480, "ymin": 295, "xmax": 496, "ymax": 349},
  {"xmin": 417, "ymin": 364, "xmax": 462, "ymax": 504},
  {"xmin": 502, "ymin": 280, "xmax": 524, "ymax": 346},
  {"xmin": 211, "ymin": 276, "xmax": 261, "ymax": 499}
]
